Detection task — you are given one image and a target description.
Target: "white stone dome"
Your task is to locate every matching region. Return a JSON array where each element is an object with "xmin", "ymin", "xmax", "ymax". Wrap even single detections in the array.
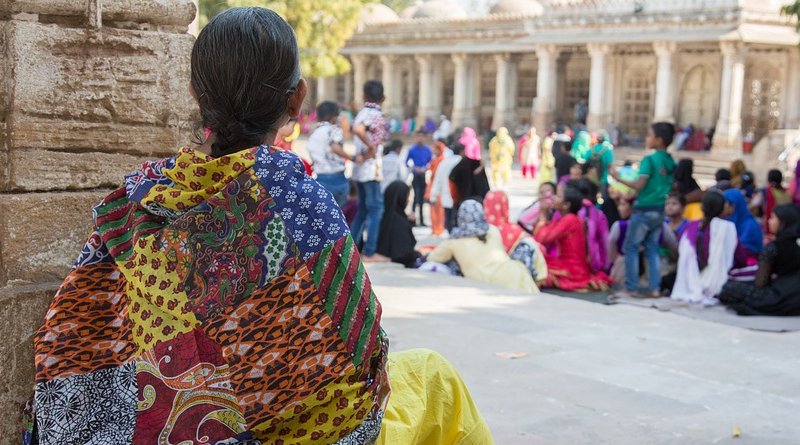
[
  {"xmin": 359, "ymin": 3, "xmax": 400, "ymax": 24},
  {"xmin": 400, "ymin": 5, "xmax": 419, "ymax": 19},
  {"xmin": 489, "ymin": 0, "xmax": 544, "ymax": 15},
  {"xmin": 413, "ymin": 0, "xmax": 467, "ymax": 19}
]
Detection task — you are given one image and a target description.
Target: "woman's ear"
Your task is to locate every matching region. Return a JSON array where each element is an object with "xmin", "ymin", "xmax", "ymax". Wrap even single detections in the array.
[{"xmin": 287, "ymin": 78, "xmax": 308, "ymax": 118}]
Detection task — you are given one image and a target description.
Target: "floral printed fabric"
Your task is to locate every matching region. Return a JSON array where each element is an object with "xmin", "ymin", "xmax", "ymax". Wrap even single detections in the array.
[{"xmin": 27, "ymin": 145, "xmax": 389, "ymax": 445}]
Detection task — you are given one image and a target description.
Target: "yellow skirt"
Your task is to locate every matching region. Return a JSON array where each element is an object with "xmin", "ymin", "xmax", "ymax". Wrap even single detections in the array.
[
  {"xmin": 378, "ymin": 349, "xmax": 495, "ymax": 445},
  {"xmin": 683, "ymin": 202, "xmax": 703, "ymax": 221}
]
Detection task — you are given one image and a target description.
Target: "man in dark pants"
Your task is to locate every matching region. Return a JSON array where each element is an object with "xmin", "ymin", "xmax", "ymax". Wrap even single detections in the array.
[{"xmin": 406, "ymin": 131, "xmax": 432, "ymax": 226}]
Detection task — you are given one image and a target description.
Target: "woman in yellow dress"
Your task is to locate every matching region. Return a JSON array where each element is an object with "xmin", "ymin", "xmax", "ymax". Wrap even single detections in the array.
[{"xmin": 488, "ymin": 126, "xmax": 516, "ymax": 188}]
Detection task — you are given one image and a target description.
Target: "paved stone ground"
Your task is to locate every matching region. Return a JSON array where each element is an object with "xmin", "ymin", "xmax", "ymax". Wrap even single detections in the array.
[
  {"xmin": 361, "ymin": 168, "xmax": 800, "ymax": 445},
  {"xmin": 369, "ymin": 264, "xmax": 800, "ymax": 445}
]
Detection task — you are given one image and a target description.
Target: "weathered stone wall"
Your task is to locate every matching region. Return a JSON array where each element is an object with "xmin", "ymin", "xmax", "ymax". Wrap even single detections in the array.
[{"xmin": 0, "ymin": 0, "xmax": 195, "ymax": 441}]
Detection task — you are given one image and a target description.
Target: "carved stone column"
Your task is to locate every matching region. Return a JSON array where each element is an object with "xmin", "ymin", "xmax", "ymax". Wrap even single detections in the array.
[
  {"xmin": 380, "ymin": 54, "xmax": 403, "ymax": 117},
  {"xmin": 493, "ymin": 53, "xmax": 519, "ymax": 130},
  {"xmin": 653, "ymin": 41, "xmax": 677, "ymax": 123},
  {"xmin": 316, "ymin": 76, "xmax": 337, "ymax": 103},
  {"xmin": 587, "ymin": 43, "xmax": 611, "ymax": 130},
  {"xmin": 713, "ymin": 42, "xmax": 747, "ymax": 150},
  {"xmin": 533, "ymin": 44, "xmax": 559, "ymax": 132},
  {"xmin": 351, "ymin": 55, "xmax": 367, "ymax": 105},
  {"xmin": 452, "ymin": 53, "xmax": 477, "ymax": 128}
]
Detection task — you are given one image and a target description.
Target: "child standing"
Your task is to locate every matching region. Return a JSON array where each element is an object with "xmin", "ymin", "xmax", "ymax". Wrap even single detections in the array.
[
  {"xmin": 610, "ymin": 122, "xmax": 676, "ymax": 298},
  {"xmin": 351, "ymin": 80, "xmax": 390, "ymax": 262}
]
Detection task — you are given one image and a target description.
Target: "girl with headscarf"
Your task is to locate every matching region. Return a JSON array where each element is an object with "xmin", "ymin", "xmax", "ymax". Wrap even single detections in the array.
[
  {"xmin": 671, "ymin": 191, "xmax": 739, "ymax": 305},
  {"xmin": 724, "ymin": 188, "xmax": 764, "ymax": 256},
  {"xmin": 488, "ymin": 127, "xmax": 516, "ymax": 188},
  {"xmin": 538, "ymin": 132, "xmax": 556, "ymax": 184},
  {"xmin": 518, "ymin": 127, "xmax": 541, "ymax": 180},
  {"xmin": 571, "ymin": 130, "xmax": 591, "ymax": 161},
  {"xmin": 459, "ymin": 126, "xmax": 482, "ymax": 161},
  {"xmin": 377, "ymin": 181, "xmax": 421, "ymax": 268},
  {"xmin": 723, "ymin": 188, "xmax": 764, "ymax": 281},
  {"xmin": 427, "ymin": 199, "xmax": 538, "ymax": 293},
  {"xmin": 719, "ymin": 204, "xmax": 800, "ymax": 316},
  {"xmin": 484, "ymin": 191, "xmax": 548, "ymax": 282},
  {"xmin": 449, "ymin": 136, "xmax": 490, "ymax": 202},
  {"xmin": 672, "ymin": 158, "xmax": 704, "ymax": 220},
  {"xmin": 533, "ymin": 187, "xmax": 612, "ymax": 291}
]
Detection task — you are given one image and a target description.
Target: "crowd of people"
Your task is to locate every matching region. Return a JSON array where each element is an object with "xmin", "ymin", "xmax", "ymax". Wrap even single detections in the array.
[{"xmin": 306, "ymin": 79, "xmax": 800, "ymax": 317}]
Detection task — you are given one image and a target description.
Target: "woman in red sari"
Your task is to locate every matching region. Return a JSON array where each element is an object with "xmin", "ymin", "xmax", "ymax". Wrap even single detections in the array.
[{"xmin": 534, "ymin": 187, "xmax": 612, "ymax": 291}]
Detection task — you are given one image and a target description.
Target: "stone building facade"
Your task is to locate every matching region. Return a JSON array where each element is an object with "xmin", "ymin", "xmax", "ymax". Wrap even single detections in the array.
[
  {"xmin": 317, "ymin": 0, "xmax": 799, "ymax": 154},
  {"xmin": 0, "ymin": 0, "xmax": 195, "ymax": 441}
]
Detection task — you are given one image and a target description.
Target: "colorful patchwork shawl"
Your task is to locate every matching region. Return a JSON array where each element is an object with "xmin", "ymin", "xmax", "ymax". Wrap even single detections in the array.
[{"xmin": 27, "ymin": 146, "xmax": 390, "ymax": 445}]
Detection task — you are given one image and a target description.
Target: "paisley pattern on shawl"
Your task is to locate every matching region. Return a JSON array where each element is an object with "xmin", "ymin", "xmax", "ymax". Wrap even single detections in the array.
[{"xmin": 28, "ymin": 145, "xmax": 389, "ymax": 445}]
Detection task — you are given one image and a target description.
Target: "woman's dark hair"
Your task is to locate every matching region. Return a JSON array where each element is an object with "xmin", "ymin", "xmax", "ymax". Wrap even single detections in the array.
[
  {"xmin": 540, "ymin": 181, "xmax": 556, "ymax": 192},
  {"xmin": 701, "ymin": 190, "xmax": 726, "ymax": 224},
  {"xmin": 363, "ymin": 80, "xmax": 384, "ymax": 103},
  {"xmin": 740, "ymin": 171, "xmax": 755, "ymax": 187},
  {"xmin": 667, "ymin": 192, "xmax": 686, "ymax": 207},
  {"xmin": 316, "ymin": 101, "xmax": 340, "ymax": 122},
  {"xmin": 774, "ymin": 204, "xmax": 800, "ymax": 240},
  {"xmin": 451, "ymin": 142, "xmax": 465, "ymax": 155},
  {"xmin": 562, "ymin": 188, "xmax": 583, "ymax": 214},
  {"xmin": 580, "ymin": 162, "xmax": 596, "ymax": 176},
  {"xmin": 191, "ymin": 7, "xmax": 301, "ymax": 157},
  {"xmin": 715, "ymin": 168, "xmax": 731, "ymax": 181},
  {"xmin": 651, "ymin": 122, "xmax": 676, "ymax": 147},
  {"xmin": 767, "ymin": 169, "xmax": 784, "ymax": 189}
]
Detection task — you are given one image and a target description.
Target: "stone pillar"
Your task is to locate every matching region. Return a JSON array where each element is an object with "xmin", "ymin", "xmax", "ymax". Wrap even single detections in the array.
[
  {"xmin": 416, "ymin": 55, "xmax": 437, "ymax": 122},
  {"xmin": 452, "ymin": 53, "xmax": 477, "ymax": 128},
  {"xmin": 344, "ymin": 71, "xmax": 354, "ymax": 105},
  {"xmin": 713, "ymin": 42, "xmax": 747, "ymax": 150},
  {"xmin": 784, "ymin": 48, "xmax": 800, "ymax": 129},
  {"xmin": 380, "ymin": 54, "xmax": 403, "ymax": 117},
  {"xmin": 316, "ymin": 76, "xmax": 337, "ymax": 103},
  {"xmin": 653, "ymin": 41, "xmax": 677, "ymax": 123},
  {"xmin": 493, "ymin": 53, "xmax": 519, "ymax": 130},
  {"xmin": 533, "ymin": 44, "xmax": 559, "ymax": 132},
  {"xmin": 0, "ymin": 0, "xmax": 196, "ymax": 440},
  {"xmin": 351, "ymin": 55, "xmax": 367, "ymax": 105},
  {"xmin": 431, "ymin": 59, "xmax": 445, "ymax": 118},
  {"xmin": 587, "ymin": 43, "xmax": 611, "ymax": 131}
]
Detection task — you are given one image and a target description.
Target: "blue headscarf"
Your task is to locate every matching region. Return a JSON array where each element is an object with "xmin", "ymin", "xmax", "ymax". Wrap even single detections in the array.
[{"xmin": 723, "ymin": 188, "xmax": 763, "ymax": 253}]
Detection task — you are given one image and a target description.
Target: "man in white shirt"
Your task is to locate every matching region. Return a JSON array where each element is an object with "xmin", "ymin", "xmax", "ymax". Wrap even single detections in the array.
[{"xmin": 307, "ymin": 101, "xmax": 351, "ymax": 206}]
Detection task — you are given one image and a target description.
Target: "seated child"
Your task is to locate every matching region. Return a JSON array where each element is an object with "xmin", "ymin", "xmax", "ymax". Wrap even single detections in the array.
[
  {"xmin": 659, "ymin": 193, "xmax": 687, "ymax": 294},
  {"xmin": 518, "ymin": 181, "xmax": 556, "ymax": 233},
  {"xmin": 670, "ymin": 191, "xmax": 738, "ymax": 305},
  {"xmin": 607, "ymin": 197, "xmax": 633, "ymax": 286}
]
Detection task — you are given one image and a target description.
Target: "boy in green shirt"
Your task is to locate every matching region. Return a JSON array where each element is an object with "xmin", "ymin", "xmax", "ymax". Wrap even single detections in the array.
[{"xmin": 610, "ymin": 122, "xmax": 676, "ymax": 298}]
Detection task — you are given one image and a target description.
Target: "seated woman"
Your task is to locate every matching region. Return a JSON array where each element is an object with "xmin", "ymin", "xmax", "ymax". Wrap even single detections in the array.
[
  {"xmin": 723, "ymin": 188, "xmax": 764, "ymax": 281},
  {"xmin": 672, "ymin": 158, "xmax": 704, "ymax": 220},
  {"xmin": 484, "ymin": 190, "xmax": 548, "ymax": 283},
  {"xmin": 534, "ymin": 187, "xmax": 612, "ymax": 291},
  {"xmin": 572, "ymin": 178, "xmax": 610, "ymax": 273},
  {"xmin": 25, "ymin": 8, "xmax": 493, "ymax": 445},
  {"xmin": 719, "ymin": 204, "xmax": 800, "ymax": 316},
  {"xmin": 377, "ymin": 181, "xmax": 422, "ymax": 268},
  {"xmin": 750, "ymin": 169, "xmax": 792, "ymax": 235},
  {"xmin": 671, "ymin": 191, "xmax": 739, "ymax": 305},
  {"xmin": 517, "ymin": 181, "xmax": 556, "ymax": 234},
  {"xmin": 607, "ymin": 196, "xmax": 633, "ymax": 286},
  {"xmin": 659, "ymin": 193, "xmax": 687, "ymax": 294},
  {"xmin": 427, "ymin": 199, "xmax": 538, "ymax": 293}
]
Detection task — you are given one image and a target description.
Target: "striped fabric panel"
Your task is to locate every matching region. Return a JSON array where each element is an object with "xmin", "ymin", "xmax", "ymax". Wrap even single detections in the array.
[
  {"xmin": 308, "ymin": 235, "xmax": 380, "ymax": 367},
  {"xmin": 94, "ymin": 187, "xmax": 166, "ymax": 261}
]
